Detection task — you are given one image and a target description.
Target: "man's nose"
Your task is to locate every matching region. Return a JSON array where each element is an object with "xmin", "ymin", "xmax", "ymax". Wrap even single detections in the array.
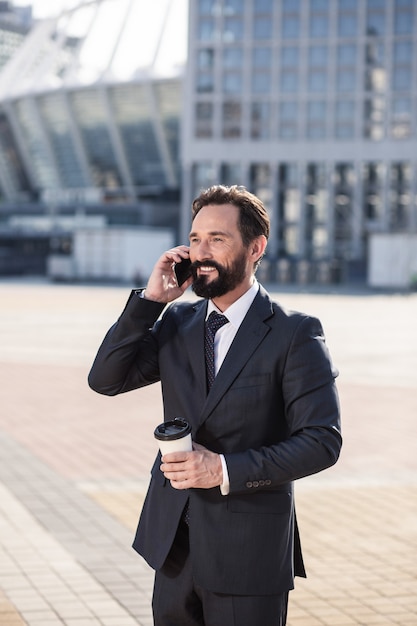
[{"xmin": 194, "ymin": 241, "xmax": 212, "ymax": 260}]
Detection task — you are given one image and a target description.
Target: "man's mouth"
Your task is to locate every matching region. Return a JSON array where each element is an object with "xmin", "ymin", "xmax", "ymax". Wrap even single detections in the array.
[{"xmin": 198, "ymin": 265, "xmax": 217, "ymax": 274}]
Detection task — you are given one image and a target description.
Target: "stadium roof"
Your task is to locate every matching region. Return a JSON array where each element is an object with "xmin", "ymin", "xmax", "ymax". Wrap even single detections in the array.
[{"xmin": 0, "ymin": 0, "xmax": 188, "ymax": 99}]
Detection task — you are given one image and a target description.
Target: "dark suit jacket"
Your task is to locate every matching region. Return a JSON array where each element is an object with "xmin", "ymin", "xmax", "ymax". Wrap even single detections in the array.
[{"xmin": 88, "ymin": 285, "xmax": 342, "ymax": 596}]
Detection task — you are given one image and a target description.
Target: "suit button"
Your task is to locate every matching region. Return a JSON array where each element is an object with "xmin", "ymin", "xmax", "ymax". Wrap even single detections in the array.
[
  {"xmin": 259, "ymin": 480, "xmax": 265, "ymax": 486},
  {"xmin": 246, "ymin": 481, "xmax": 253, "ymax": 488},
  {"xmin": 252, "ymin": 481, "xmax": 259, "ymax": 488},
  {"xmin": 265, "ymin": 480, "xmax": 272, "ymax": 486}
]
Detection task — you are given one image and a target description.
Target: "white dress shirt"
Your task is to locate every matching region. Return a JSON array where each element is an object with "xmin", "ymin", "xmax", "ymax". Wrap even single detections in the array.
[{"xmin": 206, "ymin": 280, "xmax": 259, "ymax": 495}]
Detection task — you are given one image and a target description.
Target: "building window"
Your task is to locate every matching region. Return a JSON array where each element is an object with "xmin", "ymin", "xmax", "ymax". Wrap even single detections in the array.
[
  {"xmin": 251, "ymin": 102, "xmax": 271, "ymax": 139},
  {"xmin": 389, "ymin": 161, "xmax": 411, "ymax": 229},
  {"xmin": 390, "ymin": 97, "xmax": 412, "ymax": 139},
  {"xmin": 192, "ymin": 162, "xmax": 217, "ymax": 199},
  {"xmin": 223, "ymin": 17, "xmax": 243, "ymax": 42},
  {"xmin": 307, "ymin": 101, "xmax": 327, "ymax": 138},
  {"xmin": 223, "ymin": 71, "xmax": 242, "ymax": 93},
  {"xmin": 335, "ymin": 100, "xmax": 356, "ymax": 138},
  {"xmin": 253, "ymin": 46, "xmax": 272, "ymax": 68},
  {"xmin": 364, "ymin": 97, "xmax": 385, "ymax": 140},
  {"xmin": 253, "ymin": 17, "xmax": 273, "ymax": 40},
  {"xmin": 223, "ymin": 46, "xmax": 243, "ymax": 67},
  {"xmin": 252, "ymin": 72, "xmax": 270, "ymax": 93},
  {"xmin": 220, "ymin": 162, "xmax": 242, "ymax": 185},
  {"xmin": 366, "ymin": 3, "xmax": 386, "ymax": 36},
  {"xmin": 309, "ymin": 15, "xmax": 329, "ymax": 38},
  {"xmin": 280, "ymin": 71, "xmax": 299, "ymax": 92},
  {"xmin": 222, "ymin": 100, "xmax": 241, "ymax": 138},
  {"xmin": 195, "ymin": 102, "xmax": 214, "ymax": 138},
  {"xmin": 282, "ymin": 16, "xmax": 300, "ymax": 39},
  {"xmin": 337, "ymin": 43, "xmax": 356, "ymax": 65},
  {"xmin": 198, "ymin": 18, "xmax": 215, "ymax": 42},
  {"xmin": 250, "ymin": 163, "xmax": 272, "ymax": 208},
  {"xmin": 394, "ymin": 1, "xmax": 414, "ymax": 35},
  {"xmin": 310, "ymin": 0, "xmax": 329, "ymax": 8},
  {"xmin": 308, "ymin": 70, "xmax": 327, "ymax": 92},
  {"xmin": 224, "ymin": 0, "xmax": 244, "ymax": 14},
  {"xmin": 254, "ymin": 0, "xmax": 274, "ymax": 12},
  {"xmin": 279, "ymin": 101, "xmax": 298, "ymax": 138},
  {"xmin": 337, "ymin": 69, "xmax": 356, "ymax": 92},
  {"xmin": 278, "ymin": 163, "xmax": 300, "ymax": 256},
  {"xmin": 333, "ymin": 162, "xmax": 354, "ymax": 255},
  {"xmin": 363, "ymin": 161, "xmax": 384, "ymax": 221},
  {"xmin": 198, "ymin": 0, "xmax": 216, "ymax": 15}
]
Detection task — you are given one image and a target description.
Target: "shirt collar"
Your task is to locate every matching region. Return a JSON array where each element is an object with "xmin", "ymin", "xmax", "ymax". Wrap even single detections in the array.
[{"xmin": 206, "ymin": 279, "xmax": 259, "ymax": 328}]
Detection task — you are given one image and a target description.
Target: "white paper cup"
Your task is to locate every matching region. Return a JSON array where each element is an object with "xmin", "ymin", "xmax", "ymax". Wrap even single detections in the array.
[{"xmin": 154, "ymin": 418, "xmax": 192, "ymax": 456}]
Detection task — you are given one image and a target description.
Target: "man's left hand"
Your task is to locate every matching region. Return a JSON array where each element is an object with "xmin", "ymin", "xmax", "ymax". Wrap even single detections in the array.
[{"xmin": 160, "ymin": 442, "xmax": 223, "ymax": 490}]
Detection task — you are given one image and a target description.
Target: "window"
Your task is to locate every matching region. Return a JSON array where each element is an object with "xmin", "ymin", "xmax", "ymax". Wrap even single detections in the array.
[
  {"xmin": 252, "ymin": 72, "xmax": 270, "ymax": 93},
  {"xmin": 308, "ymin": 70, "xmax": 327, "ymax": 92},
  {"xmin": 223, "ymin": 17, "xmax": 243, "ymax": 42},
  {"xmin": 280, "ymin": 70, "xmax": 298, "ymax": 92},
  {"xmin": 195, "ymin": 102, "xmax": 214, "ymax": 138},
  {"xmin": 307, "ymin": 101, "xmax": 327, "ymax": 138},
  {"xmin": 253, "ymin": 17, "xmax": 272, "ymax": 39},
  {"xmin": 198, "ymin": 18, "xmax": 215, "ymax": 41},
  {"xmin": 279, "ymin": 101, "xmax": 298, "ymax": 138},
  {"xmin": 222, "ymin": 101, "xmax": 241, "ymax": 138},
  {"xmin": 335, "ymin": 100, "xmax": 356, "ymax": 138},
  {"xmin": 337, "ymin": 44, "xmax": 356, "ymax": 65},
  {"xmin": 254, "ymin": 0, "xmax": 273, "ymax": 13},
  {"xmin": 366, "ymin": 10, "xmax": 385, "ymax": 36},
  {"xmin": 282, "ymin": 16, "xmax": 300, "ymax": 39},
  {"xmin": 253, "ymin": 47, "xmax": 272, "ymax": 68},
  {"xmin": 223, "ymin": 71, "xmax": 242, "ymax": 93},
  {"xmin": 281, "ymin": 46, "xmax": 299, "ymax": 67},
  {"xmin": 309, "ymin": 45, "xmax": 328, "ymax": 66},
  {"xmin": 251, "ymin": 102, "xmax": 271, "ymax": 138},
  {"xmin": 390, "ymin": 97, "xmax": 412, "ymax": 139},
  {"xmin": 223, "ymin": 47, "xmax": 243, "ymax": 67},
  {"xmin": 337, "ymin": 69, "xmax": 356, "ymax": 92},
  {"xmin": 309, "ymin": 15, "xmax": 329, "ymax": 38},
  {"xmin": 338, "ymin": 15, "xmax": 357, "ymax": 36}
]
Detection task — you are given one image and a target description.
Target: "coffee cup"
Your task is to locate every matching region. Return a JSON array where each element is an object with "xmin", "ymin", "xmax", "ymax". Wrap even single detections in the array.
[{"xmin": 154, "ymin": 417, "xmax": 192, "ymax": 456}]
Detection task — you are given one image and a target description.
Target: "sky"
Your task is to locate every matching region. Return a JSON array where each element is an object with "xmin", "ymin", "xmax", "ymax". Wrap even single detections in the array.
[{"xmin": 13, "ymin": 0, "xmax": 85, "ymax": 19}]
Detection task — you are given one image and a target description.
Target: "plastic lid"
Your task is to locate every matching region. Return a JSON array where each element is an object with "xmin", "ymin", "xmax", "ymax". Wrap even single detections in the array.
[{"xmin": 154, "ymin": 417, "xmax": 191, "ymax": 441}]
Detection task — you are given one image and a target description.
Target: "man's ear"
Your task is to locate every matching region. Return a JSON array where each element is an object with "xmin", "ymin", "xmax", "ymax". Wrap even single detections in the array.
[{"xmin": 250, "ymin": 235, "xmax": 267, "ymax": 262}]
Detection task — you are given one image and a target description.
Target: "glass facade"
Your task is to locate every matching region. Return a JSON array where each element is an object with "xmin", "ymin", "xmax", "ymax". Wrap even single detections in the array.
[
  {"xmin": 70, "ymin": 90, "xmax": 122, "ymax": 188},
  {"xmin": 38, "ymin": 93, "xmax": 86, "ymax": 189},
  {"xmin": 186, "ymin": 0, "xmax": 417, "ymax": 281}
]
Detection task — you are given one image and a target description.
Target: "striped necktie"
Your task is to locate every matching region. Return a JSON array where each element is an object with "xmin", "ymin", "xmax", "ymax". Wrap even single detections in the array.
[{"xmin": 205, "ymin": 311, "xmax": 229, "ymax": 391}]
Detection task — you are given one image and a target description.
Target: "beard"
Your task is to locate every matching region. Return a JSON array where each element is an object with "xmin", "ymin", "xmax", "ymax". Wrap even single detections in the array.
[{"xmin": 191, "ymin": 250, "xmax": 247, "ymax": 299}]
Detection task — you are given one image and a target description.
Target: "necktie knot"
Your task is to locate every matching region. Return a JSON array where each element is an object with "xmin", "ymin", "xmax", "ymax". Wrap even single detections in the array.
[
  {"xmin": 205, "ymin": 311, "xmax": 229, "ymax": 391},
  {"xmin": 206, "ymin": 311, "xmax": 229, "ymax": 336}
]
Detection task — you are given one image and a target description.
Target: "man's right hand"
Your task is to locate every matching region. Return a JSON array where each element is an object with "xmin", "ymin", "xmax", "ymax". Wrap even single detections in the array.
[{"xmin": 143, "ymin": 246, "xmax": 192, "ymax": 303}]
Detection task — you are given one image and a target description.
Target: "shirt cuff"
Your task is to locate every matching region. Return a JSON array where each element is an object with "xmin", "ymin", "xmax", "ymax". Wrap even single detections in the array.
[{"xmin": 219, "ymin": 454, "xmax": 230, "ymax": 496}]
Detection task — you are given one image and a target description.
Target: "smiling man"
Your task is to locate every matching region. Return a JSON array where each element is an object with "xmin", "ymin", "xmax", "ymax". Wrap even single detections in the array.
[{"xmin": 88, "ymin": 184, "xmax": 342, "ymax": 626}]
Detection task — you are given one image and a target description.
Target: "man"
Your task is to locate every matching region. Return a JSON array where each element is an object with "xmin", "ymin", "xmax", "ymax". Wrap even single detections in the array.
[{"xmin": 88, "ymin": 185, "xmax": 342, "ymax": 626}]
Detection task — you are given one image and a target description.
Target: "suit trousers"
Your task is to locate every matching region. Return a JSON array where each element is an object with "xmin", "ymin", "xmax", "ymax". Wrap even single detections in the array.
[{"xmin": 152, "ymin": 518, "xmax": 289, "ymax": 626}]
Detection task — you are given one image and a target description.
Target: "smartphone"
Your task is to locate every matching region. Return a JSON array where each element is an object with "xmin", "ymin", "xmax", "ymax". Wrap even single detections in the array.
[{"xmin": 174, "ymin": 258, "xmax": 192, "ymax": 286}]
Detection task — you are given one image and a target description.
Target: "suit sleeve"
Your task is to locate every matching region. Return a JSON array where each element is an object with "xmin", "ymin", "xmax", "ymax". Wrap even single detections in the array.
[
  {"xmin": 225, "ymin": 315, "xmax": 342, "ymax": 493},
  {"xmin": 88, "ymin": 290, "xmax": 166, "ymax": 396}
]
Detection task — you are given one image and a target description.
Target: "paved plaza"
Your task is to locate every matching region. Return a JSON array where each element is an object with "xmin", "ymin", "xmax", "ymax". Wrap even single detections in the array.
[{"xmin": 0, "ymin": 280, "xmax": 416, "ymax": 625}]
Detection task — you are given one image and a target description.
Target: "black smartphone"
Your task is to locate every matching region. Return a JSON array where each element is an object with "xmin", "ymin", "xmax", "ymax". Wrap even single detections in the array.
[{"xmin": 174, "ymin": 258, "xmax": 192, "ymax": 286}]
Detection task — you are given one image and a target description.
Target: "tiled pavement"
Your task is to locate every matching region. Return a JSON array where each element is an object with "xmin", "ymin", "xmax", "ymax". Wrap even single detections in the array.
[{"xmin": 0, "ymin": 281, "xmax": 416, "ymax": 626}]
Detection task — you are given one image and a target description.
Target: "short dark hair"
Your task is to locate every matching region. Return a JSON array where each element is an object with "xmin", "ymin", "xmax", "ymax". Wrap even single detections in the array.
[{"xmin": 192, "ymin": 185, "xmax": 270, "ymax": 249}]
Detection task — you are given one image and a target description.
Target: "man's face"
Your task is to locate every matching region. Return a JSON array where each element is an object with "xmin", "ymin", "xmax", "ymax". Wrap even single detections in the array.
[{"xmin": 188, "ymin": 203, "xmax": 251, "ymax": 299}]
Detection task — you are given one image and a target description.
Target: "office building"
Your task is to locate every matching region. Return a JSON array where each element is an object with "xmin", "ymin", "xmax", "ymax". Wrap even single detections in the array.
[{"xmin": 181, "ymin": 0, "xmax": 417, "ymax": 283}]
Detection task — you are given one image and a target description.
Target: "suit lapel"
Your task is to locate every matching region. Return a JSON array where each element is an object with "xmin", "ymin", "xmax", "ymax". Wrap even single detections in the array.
[
  {"xmin": 198, "ymin": 287, "xmax": 274, "ymax": 426},
  {"xmin": 178, "ymin": 299, "xmax": 208, "ymax": 398}
]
